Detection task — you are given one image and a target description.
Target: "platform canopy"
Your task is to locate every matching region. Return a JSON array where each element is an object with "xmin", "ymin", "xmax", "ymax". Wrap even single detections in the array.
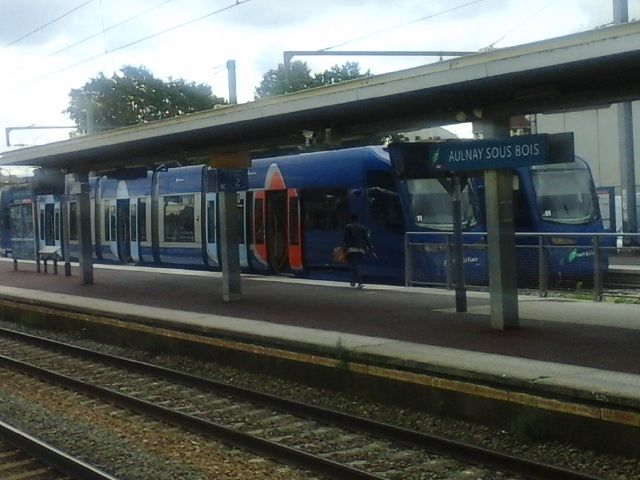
[{"xmin": 3, "ymin": 21, "xmax": 640, "ymax": 172}]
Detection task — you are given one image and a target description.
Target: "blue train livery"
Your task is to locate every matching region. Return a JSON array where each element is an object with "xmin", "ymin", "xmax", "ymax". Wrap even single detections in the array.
[{"xmin": 0, "ymin": 145, "xmax": 606, "ymax": 286}]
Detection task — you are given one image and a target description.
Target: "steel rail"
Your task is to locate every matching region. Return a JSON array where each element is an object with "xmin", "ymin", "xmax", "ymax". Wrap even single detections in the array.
[
  {"xmin": 0, "ymin": 418, "xmax": 119, "ymax": 480},
  {"xmin": 0, "ymin": 327, "xmax": 604, "ymax": 480},
  {"xmin": 0, "ymin": 353, "xmax": 386, "ymax": 480}
]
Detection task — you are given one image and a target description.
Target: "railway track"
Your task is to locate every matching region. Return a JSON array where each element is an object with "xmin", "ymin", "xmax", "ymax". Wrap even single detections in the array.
[
  {"xmin": 604, "ymin": 270, "xmax": 640, "ymax": 290},
  {"xmin": 0, "ymin": 327, "xmax": 603, "ymax": 480},
  {"xmin": 0, "ymin": 418, "xmax": 116, "ymax": 480}
]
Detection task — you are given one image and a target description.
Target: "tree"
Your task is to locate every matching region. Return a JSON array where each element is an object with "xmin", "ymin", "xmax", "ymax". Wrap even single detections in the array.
[
  {"xmin": 254, "ymin": 60, "xmax": 321, "ymax": 98},
  {"xmin": 255, "ymin": 60, "xmax": 370, "ymax": 99},
  {"xmin": 314, "ymin": 61, "xmax": 368, "ymax": 86},
  {"xmin": 66, "ymin": 66, "xmax": 225, "ymax": 133}
]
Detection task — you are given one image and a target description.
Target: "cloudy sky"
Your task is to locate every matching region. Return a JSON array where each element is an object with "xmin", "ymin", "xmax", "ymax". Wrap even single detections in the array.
[{"xmin": 0, "ymin": 0, "xmax": 638, "ymax": 152}]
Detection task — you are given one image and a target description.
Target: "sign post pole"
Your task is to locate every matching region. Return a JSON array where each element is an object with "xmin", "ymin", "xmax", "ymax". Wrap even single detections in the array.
[
  {"xmin": 75, "ymin": 172, "xmax": 94, "ymax": 285},
  {"xmin": 452, "ymin": 175, "xmax": 467, "ymax": 313},
  {"xmin": 438, "ymin": 175, "xmax": 467, "ymax": 313},
  {"xmin": 478, "ymin": 117, "xmax": 519, "ymax": 329},
  {"xmin": 210, "ymin": 153, "xmax": 250, "ymax": 302},
  {"xmin": 484, "ymin": 168, "xmax": 519, "ymax": 329},
  {"xmin": 219, "ymin": 189, "xmax": 242, "ymax": 302}
]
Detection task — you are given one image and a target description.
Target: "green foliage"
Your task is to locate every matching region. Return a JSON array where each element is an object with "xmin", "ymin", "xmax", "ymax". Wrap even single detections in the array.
[
  {"xmin": 255, "ymin": 60, "xmax": 370, "ymax": 99},
  {"xmin": 254, "ymin": 60, "xmax": 320, "ymax": 98},
  {"xmin": 66, "ymin": 65, "xmax": 225, "ymax": 133},
  {"xmin": 314, "ymin": 61, "xmax": 370, "ymax": 86}
]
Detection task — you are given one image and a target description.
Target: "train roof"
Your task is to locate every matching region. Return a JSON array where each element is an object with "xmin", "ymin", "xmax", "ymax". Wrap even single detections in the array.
[
  {"xmin": 249, "ymin": 146, "xmax": 391, "ymax": 190},
  {"xmin": 252, "ymin": 146, "xmax": 389, "ymax": 166}
]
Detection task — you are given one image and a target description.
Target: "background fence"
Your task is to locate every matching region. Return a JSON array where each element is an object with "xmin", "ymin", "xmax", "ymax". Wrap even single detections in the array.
[{"xmin": 404, "ymin": 232, "xmax": 640, "ymax": 301}]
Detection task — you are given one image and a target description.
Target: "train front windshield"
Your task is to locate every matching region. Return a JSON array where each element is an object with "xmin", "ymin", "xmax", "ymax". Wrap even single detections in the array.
[
  {"xmin": 405, "ymin": 178, "xmax": 478, "ymax": 230},
  {"xmin": 531, "ymin": 162, "xmax": 598, "ymax": 225}
]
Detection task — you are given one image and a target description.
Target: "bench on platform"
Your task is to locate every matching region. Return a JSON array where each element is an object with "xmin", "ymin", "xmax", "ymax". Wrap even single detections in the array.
[{"xmin": 38, "ymin": 246, "xmax": 62, "ymax": 274}]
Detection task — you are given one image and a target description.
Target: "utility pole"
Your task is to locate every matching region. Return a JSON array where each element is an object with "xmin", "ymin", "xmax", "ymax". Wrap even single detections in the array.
[
  {"xmin": 227, "ymin": 60, "xmax": 237, "ymax": 105},
  {"xmin": 614, "ymin": 0, "xmax": 638, "ymax": 242}
]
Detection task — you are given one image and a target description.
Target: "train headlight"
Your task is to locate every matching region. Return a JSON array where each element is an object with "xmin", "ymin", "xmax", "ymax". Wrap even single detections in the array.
[{"xmin": 550, "ymin": 237, "xmax": 577, "ymax": 245}]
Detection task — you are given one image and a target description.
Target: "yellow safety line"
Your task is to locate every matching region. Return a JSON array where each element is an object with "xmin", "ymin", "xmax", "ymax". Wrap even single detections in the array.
[{"xmin": 2, "ymin": 299, "xmax": 638, "ymax": 428}]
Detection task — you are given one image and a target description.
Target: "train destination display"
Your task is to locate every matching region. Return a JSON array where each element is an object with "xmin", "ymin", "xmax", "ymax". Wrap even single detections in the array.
[{"xmin": 389, "ymin": 132, "xmax": 574, "ymax": 178}]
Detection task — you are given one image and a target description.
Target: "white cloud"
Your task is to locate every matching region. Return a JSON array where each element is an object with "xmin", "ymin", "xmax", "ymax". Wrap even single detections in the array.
[{"xmin": 1, "ymin": 0, "xmax": 639, "ymax": 150}]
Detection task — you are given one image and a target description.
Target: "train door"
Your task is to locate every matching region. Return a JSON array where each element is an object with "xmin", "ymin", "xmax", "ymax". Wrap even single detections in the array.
[
  {"xmin": 103, "ymin": 198, "xmax": 118, "ymax": 261},
  {"xmin": 8, "ymin": 200, "xmax": 36, "ymax": 259},
  {"xmin": 287, "ymin": 189, "xmax": 303, "ymax": 272},
  {"xmin": 238, "ymin": 191, "xmax": 249, "ymax": 268},
  {"xmin": 67, "ymin": 200, "xmax": 79, "ymax": 261},
  {"xmin": 205, "ymin": 192, "xmax": 218, "ymax": 267},
  {"xmin": 266, "ymin": 190, "xmax": 287, "ymax": 272},
  {"xmin": 116, "ymin": 199, "xmax": 131, "ymax": 263},
  {"xmin": 209, "ymin": 191, "xmax": 249, "ymax": 270},
  {"xmin": 136, "ymin": 197, "xmax": 151, "ymax": 263},
  {"xmin": 252, "ymin": 188, "xmax": 301, "ymax": 273},
  {"xmin": 129, "ymin": 199, "xmax": 140, "ymax": 263},
  {"xmin": 116, "ymin": 181, "xmax": 131, "ymax": 263},
  {"xmin": 252, "ymin": 190, "xmax": 268, "ymax": 270},
  {"xmin": 37, "ymin": 196, "xmax": 60, "ymax": 251}
]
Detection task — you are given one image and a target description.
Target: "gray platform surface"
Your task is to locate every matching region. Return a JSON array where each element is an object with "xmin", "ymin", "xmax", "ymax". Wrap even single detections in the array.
[{"xmin": 1, "ymin": 259, "xmax": 638, "ymax": 407}]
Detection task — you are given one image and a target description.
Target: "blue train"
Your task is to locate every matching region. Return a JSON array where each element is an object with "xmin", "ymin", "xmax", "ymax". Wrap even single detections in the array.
[{"xmin": 0, "ymin": 145, "xmax": 605, "ymax": 286}]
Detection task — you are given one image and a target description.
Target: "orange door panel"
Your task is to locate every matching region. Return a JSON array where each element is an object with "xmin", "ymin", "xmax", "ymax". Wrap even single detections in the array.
[
  {"xmin": 253, "ymin": 190, "xmax": 267, "ymax": 267},
  {"xmin": 287, "ymin": 188, "xmax": 303, "ymax": 271}
]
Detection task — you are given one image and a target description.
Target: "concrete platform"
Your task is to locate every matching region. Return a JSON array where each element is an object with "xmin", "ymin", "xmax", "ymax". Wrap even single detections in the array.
[{"xmin": 0, "ymin": 258, "xmax": 639, "ymax": 432}]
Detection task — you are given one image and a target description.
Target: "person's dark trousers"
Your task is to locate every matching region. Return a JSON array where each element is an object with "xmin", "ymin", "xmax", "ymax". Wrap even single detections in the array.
[{"xmin": 347, "ymin": 252, "xmax": 364, "ymax": 286}]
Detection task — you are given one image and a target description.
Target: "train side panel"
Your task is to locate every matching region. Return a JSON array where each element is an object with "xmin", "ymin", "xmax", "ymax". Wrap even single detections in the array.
[{"xmin": 155, "ymin": 166, "xmax": 207, "ymax": 268}]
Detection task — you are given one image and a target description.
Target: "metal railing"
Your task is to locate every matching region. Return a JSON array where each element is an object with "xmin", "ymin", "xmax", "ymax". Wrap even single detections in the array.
[{"xmin": 404, "ymin": 231, "xmax": 640, "ymax": 301}]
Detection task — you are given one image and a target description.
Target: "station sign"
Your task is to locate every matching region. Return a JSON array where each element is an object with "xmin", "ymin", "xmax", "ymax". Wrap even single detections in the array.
[
  {"xmin": 217, "ymin": 168, "xmax": 248, "ymax": 192},
  {"xmin": 389, "ymin": 132, "xmax": 574, "ymax": 179}
]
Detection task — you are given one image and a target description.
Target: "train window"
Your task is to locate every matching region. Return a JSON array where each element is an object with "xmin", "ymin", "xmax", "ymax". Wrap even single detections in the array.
[
  {"xmin": 206, "ymin": 169, "xmax": 218, "ymax": 193},
  {"xmin": 137, "ymin": 199, "xmax": 147, "ymax": 242},
  {"xmin": 40, "ymin": 210, "xmax": 44, "ymax": 240},
  {"xmin": 288, "ymin": 197, "xmax": 299, "ymax": 245},
  {"xmin": 130, "ymin": 204, "xmax": 137, "ymax": 242},
  {"xmin": 366, "ymin": 172, "xmax": 404, "ymax": 233},
  {"xmin": 163, "ymin": 195, "xmax": 195, "ymax": 242},
  {"xmin": 103, "ymin": 204, "xmax": 110, "ymax": 241},
  {"xmin": 44, "ymin": 204, "xmax": 54, "ymax": 246},
  {"xmin": 9, "ymin": 206, "xmax": 20, "ymax": 238},
  {"xmin": 255, "ymin": 198, "xmax": 265, "ymax": 244},
  {"xmin": 512, "ymin": 177, "xmax": 533, "ymax": 229},
  {"xmin": 110, "ymin": 205, "xmax": 116, "ymax": 240},
  {"xmin": 301, "ymin": 189, "xmax": 349, "ymax": 231},
  {"xmin": 207, "ymin": 200, "xmax": 215, "ymax": 244},
  {"xmin": 69, "ymin": 202, "xmax": 78, "ymax": 241},
  {"xmin": 405, "ymin": 178, "xmax": 477, "ymax": 231},
  {"xmin": 10, "ymin": 204, "xmax": 33, "ymax": 239},
  {"xmin": 54, "ymin": 211, "xmax": 60, "ymax": 241},
  {"xmin": 531, "ymin": 163, "xmax": 598, "ymax": 224}
]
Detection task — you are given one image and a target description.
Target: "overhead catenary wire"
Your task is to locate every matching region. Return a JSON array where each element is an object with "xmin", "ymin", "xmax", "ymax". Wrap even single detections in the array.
[
  {"xmin": 46, "ymin": 0, "xmax": 176, "ymax": 59},
  {"xmin": 0, "ymin": 0, "xmax": 97, "ymax": 52},
  {"xmin": 320, "ymin": 0, "xmax": 489, "ymax": 51},
  {"xmin": 7, "ymin": 0, "xmax": 253, "ymax": 91},
  {"xmin": 485, "ymin": 0, "xmax": 560, "ymax": 49}
]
